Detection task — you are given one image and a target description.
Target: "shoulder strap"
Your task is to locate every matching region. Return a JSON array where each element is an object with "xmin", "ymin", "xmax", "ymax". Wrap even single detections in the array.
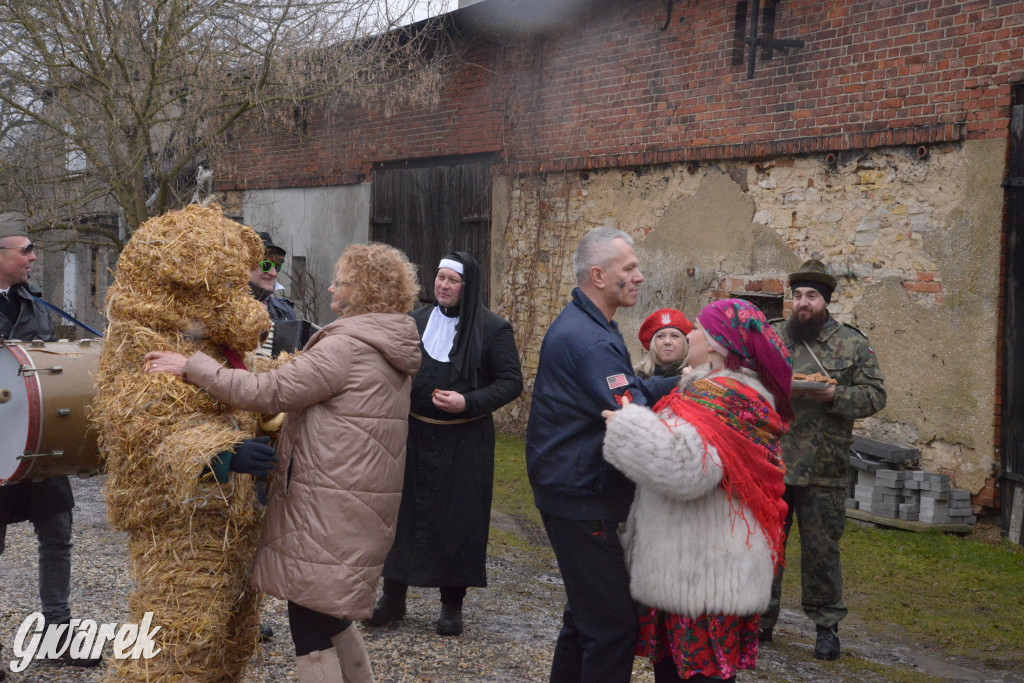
[{"xmin": 801, "ymin": 340, "xmax": 830, "ymax": 378}]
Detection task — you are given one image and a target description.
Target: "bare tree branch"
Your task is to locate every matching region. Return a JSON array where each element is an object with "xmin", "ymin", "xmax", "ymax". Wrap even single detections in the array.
[{"xmin": 0, "ymin": 0, "xmax": 453, "ymax": 241}]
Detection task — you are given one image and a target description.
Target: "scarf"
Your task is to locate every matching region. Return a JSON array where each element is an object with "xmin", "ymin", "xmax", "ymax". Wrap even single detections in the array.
[
  {"xmin": 697, "ymin": 299, "xmax": 794, "ymax": 421},
  {"xmin": 653, "ymin": 375, "xmax": 788, "ymax": 568}
]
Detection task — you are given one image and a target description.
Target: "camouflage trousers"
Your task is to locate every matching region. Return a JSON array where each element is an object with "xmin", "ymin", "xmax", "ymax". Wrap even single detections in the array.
[{"xmin": 762, "ymin": 485, "xmax": 848, "ymax": 632}]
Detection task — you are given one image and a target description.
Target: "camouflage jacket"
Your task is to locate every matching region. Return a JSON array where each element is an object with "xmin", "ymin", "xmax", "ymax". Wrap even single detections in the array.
[{"xmin": 771, "ymin": 315, "xmax": 886, "ymax": 487}]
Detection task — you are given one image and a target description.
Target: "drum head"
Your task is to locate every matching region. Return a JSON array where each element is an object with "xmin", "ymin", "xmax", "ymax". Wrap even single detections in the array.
[{"xmin": 0, "ymin": 345, "xmax": 35, "ymax": 483}]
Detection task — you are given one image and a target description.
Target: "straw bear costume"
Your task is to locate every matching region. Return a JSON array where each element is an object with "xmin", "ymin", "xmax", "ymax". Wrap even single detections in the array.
[{"xmin": 93, "ymin": 206, "xmax": 272, "ymax": 682}]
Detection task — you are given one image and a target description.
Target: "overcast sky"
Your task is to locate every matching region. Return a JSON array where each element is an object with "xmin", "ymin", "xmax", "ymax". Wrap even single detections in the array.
[{"xmin": 411, "ymin": 0, "xmax": 457, "ymax": 22}]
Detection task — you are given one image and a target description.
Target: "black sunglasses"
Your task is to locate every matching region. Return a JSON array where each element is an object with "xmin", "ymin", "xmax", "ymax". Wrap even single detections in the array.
[
  {"xmin": 260, "ymin": 260, "xmax": 284, "ymax": 273},
  {"xmin": 0, "ymin": 242, "xmax": 34, "ymax": 255}
]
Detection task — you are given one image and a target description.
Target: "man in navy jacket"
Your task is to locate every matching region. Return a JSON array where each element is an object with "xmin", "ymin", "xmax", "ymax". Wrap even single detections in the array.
[{"xmin": 527, "ymin": 226, "xmax": 677, "ymax": 683}]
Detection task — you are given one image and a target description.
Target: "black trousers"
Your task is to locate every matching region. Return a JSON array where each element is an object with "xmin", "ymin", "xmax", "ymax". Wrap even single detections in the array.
[
  {"xmin": 541, "ymin": 513, "xmax": 637, "ymax": 683},
  {"xmin": 287, "ymin": 601, "xmax": 352, "ymax": 656}
]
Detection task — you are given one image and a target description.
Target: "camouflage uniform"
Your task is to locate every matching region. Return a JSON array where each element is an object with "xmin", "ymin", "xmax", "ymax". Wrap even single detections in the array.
[{"xmin": 761, "ymin": 314, "xmax": 886, "ymax": 632}]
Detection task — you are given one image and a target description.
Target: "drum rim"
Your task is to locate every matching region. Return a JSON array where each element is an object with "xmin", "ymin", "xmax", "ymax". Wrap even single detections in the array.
[{"xmin": 0, "ymin": 344, "xmax": 42, "ymax": 484}]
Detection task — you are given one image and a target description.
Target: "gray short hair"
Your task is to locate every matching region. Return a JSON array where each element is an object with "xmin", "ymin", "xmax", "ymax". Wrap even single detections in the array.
[{"xmin": 573, "ymin": 226, "xmax": 634, "ymax": 286}]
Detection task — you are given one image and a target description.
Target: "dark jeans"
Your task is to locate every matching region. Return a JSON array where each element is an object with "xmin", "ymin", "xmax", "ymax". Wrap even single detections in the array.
[
  {"xmin": 287, "ymin": 601, "xmax": 352, "ymax": 656},
  {"xmin": 0, "ymin": 511, "xmax": 73, "ymax": 624},
  {"xmin": 541, "ymin": 513, "xmax": 637, "ymax": 683},
  {"xmin": 382, "ymin": 577, "xmax": 467, "ymax": 605}
]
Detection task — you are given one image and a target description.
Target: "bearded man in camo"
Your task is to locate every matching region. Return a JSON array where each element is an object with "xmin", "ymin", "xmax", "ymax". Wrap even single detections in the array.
[{"xmin": 759, "ymin": 259, "xmax": 886, "ymax": 661}]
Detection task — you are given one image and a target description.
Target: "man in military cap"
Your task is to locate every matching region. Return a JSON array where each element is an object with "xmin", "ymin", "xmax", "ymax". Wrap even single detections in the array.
[
  {"xmin": 1, "ymin": 212, "xmax": 100, "ymax": 671},
  {"xmin": 760, "ymin": 259, "xmax": 886, "ymax": 660}
]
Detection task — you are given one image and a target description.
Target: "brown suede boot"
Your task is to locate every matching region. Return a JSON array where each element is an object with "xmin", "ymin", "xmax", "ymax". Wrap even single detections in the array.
[
  {"xmin": 296, "ymin": 646, "xmax": 345, "ymax": 682},
  {"xmin": 331, "ymin": 625, "xmax": 374, "ymax": 683}
]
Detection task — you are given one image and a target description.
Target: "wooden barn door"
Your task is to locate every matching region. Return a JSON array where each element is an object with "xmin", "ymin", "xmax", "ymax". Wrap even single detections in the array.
[
  {"xmin": 370, "ymin": 155, "xmax": 493, "ymax": 306},
  {"xmin": 1002, "ymin": 86, "xmax": 1024, "ymax": 544}
]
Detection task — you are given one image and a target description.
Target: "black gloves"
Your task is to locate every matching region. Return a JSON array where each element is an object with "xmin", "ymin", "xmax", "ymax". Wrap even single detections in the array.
[{"xmin": 228, "ymin": 436, "xmax": 278, "ymax": 479}]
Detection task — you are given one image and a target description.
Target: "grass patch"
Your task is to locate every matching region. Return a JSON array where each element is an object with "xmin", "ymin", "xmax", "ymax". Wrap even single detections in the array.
[
  {"xmin": 837, "ymin": 522, "xmax": 1024, "ymax": 669},
  {"xmin": 493, "ymin": 433, "xmax": 541, "ymax": 529}
]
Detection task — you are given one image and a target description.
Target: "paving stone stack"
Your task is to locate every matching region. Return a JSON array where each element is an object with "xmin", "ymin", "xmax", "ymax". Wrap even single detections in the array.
[{"xmin": 850, "ymin": 468, "xmax": 977, "ymax": 526}]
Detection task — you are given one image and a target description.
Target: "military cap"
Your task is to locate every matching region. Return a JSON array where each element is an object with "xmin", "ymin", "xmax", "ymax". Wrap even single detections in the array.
[{"xmin": 0, "ymin": 212, "xmax": 28, "ymax": 240}]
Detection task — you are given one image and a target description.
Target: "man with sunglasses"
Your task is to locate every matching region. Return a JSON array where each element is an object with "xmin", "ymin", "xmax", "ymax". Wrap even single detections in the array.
[
  {"xmin": 250, "ymin": 232, "xmax": 296, "ymax": 323},
  {"xmin": 250, "ymin": 232, "xmax": 295, "ymax": 359},
  {"xmin": 1, "ymin": 213, "xmax": 100, "ymax": 672}
]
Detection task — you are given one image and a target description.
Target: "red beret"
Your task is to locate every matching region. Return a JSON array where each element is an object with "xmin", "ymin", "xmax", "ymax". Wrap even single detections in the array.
[{"xmin": 638, "ymin": 308, "xmax": 693, "ymax": 350}]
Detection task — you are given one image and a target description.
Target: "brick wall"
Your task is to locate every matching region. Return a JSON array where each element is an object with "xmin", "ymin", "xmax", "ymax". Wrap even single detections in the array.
[{"xmin": 217, "ymin": 0, "xmax": 1024, "ymax": 190}]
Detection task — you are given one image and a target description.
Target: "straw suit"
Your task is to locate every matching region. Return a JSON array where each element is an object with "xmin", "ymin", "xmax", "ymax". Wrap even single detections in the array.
[{"xmin": 94, "ymin": 206, "xmax": 273, "ymax": 682}]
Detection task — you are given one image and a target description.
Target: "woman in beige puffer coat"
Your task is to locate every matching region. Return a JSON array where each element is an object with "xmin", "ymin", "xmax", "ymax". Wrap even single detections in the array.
[{"xmin": 146, "ymin": 242, "xmax": 422, "ymax": 683}]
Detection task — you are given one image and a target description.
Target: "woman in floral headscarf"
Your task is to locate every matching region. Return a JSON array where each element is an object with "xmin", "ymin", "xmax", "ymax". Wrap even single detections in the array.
[{"xmin": 602, "ymin": 299, "xmax": 792, "ymax": 682}]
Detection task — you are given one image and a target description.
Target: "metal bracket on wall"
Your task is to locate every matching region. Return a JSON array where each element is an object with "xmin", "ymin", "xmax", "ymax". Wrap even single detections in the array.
[{"xmin": 745, "ymin": 0, "xmax": 806, "ymax": 79}]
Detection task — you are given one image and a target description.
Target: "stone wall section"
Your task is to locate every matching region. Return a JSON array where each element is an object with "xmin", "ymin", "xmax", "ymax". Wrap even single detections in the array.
[{"xmin": 496, "ymin": 139, "xmax": 1001, "ymax": 493}]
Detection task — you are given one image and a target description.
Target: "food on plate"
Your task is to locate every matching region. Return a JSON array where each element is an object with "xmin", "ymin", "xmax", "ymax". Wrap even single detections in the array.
[{"xmin": 793, "ymin": 372, "xmax": 838, "ymax": 385}]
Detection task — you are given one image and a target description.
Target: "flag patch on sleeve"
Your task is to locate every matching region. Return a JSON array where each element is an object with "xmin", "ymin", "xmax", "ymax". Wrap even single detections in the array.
[{"xmin": 606, "ymin": 373, "xmax": 628, "ymax": 390}]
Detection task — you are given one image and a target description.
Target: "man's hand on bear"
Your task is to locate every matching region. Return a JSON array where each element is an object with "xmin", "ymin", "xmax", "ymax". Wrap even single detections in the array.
[{"xmin": 229, "ymin": 437, "xmax": 278, "ymax": 478}]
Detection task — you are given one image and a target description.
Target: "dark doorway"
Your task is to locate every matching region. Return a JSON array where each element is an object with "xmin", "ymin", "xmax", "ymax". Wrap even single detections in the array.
[
  {"xmin": 1001, "ymin": 84, "xmax": 1024, "ymax": 543},
  {"xmin": 370, "ymin": 154, "xmax": 493, "ymax": 306}
]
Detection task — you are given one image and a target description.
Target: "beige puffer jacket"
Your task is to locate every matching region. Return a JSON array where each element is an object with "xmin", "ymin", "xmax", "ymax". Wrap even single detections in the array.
[{"xmin": 183, "ymin": 313, "xmax": 421, "ymax": 619}]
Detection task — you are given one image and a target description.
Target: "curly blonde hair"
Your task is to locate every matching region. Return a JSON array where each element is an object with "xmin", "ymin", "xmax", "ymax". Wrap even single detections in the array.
[{"xmin": 335, "ymin": 242, "xmax": 420, "ymax": 316}]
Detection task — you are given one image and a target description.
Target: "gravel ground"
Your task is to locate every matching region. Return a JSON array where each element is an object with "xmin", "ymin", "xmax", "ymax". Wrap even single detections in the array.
[{"xmin": 1, "ymin": 476, "xmax": 1019, "ymax": 682}]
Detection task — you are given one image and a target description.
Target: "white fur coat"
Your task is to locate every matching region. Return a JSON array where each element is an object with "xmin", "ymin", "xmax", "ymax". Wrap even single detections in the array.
[{"xmin": 603, "ymin": 367, "xmax": 779, "ymax": 617}]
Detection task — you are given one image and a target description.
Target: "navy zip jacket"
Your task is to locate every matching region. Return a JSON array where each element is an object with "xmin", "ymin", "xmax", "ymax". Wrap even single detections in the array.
[{"xmin": 526, "ymin": 288, "xmax": 678, "ymax": 521}]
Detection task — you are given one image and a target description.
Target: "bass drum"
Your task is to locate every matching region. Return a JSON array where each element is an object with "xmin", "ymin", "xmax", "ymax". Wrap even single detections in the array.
[{"xmin": 0, "ymin": 340, "xmax": 102, "ymax": 484}]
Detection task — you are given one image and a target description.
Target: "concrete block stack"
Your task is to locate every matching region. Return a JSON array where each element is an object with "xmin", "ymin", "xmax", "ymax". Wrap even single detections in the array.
[
  {"xmin": 854, "ymin": 469, "xmax": 904, "ymax": 519},
  {"xmin": 850, "ymin": 468, "xmax": 977, "ymax": 526}
]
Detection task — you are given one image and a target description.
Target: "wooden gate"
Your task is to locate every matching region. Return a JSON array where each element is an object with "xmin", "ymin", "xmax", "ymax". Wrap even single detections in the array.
[
  {"xmin": 370, "ymin": 155, "xmax": 493, "ymax": 306},
  {"xmin": 1002, "ymin": 85, "xmax": 1024, "ymax": 544}
]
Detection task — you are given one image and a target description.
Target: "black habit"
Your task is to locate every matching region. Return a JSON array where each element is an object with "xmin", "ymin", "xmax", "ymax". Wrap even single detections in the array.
[{"xmin": 382, "ymin": 255, "xmax": 523, "ymax": 588}]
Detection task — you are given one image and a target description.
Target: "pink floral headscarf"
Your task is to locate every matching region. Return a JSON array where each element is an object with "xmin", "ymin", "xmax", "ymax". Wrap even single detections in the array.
[{"xmin": 697, "ymin": 299, "xmax": 794, "ymax": 421}]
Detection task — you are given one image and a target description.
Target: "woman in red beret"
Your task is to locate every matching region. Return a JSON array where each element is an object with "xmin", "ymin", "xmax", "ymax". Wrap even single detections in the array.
[{"xmin": 635, "ymin": 308, "xmax": 693, "ymax": 379}]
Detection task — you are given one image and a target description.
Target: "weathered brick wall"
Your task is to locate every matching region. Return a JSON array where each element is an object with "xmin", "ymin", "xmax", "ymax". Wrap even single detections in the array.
[
  {"xmin": 214, "ymin": 0, "xmax": 1022, "ymax": 495},
  {"xmin": 218, "ymin": 0, "xmax": 1023, "ymax": 189}
]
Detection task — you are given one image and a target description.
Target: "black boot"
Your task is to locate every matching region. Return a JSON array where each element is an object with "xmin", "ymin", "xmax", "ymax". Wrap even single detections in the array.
[
  {"xmin": 364, "ymin": 591, "xmax": 406, "ymax": 627},
  {"xmin": 758, "ymin": 626, "xmax": 773, "ymax": 643},
  {"xmin": 49, "ymin": 620, "xmax": 103, "ymax": 667},
  {"xmin": 814, "ymin": 624, "xmax": 840, "ymax": 660},
  {"xmin": 435, "ymin": 602, "xmax": 463, "ymax": 636}
]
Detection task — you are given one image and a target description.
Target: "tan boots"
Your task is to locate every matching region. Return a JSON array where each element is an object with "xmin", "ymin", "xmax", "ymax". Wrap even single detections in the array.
[
  {"xmin": 296, "ymin": 646, "xmax": 345, "ymax": 682},
  {"xmin": 295, "ymin": 625, "xmax": 375, "ymax": 683},
  {"xmin": 332, "ymin": 625, "xmax": 375, "ymax": 683}
]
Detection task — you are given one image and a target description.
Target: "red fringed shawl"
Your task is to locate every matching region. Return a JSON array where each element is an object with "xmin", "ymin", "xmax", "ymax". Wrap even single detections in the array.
[{"xmin": 652, "ymin": 375, "xmax": 789, "ymax": 567}]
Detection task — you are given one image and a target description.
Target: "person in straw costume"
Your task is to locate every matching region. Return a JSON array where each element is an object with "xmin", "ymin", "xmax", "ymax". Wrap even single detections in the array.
[
  {"xmin": 602, "ymin": 299, "xmax": 792, "ymax": 682},
  {"xmin": 93, "ymin": 205, "xmax": 279, "ymax": 681},
  {"xmin": 146, "ymin": 242, "xmax": 422, "ymax": 683}
]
